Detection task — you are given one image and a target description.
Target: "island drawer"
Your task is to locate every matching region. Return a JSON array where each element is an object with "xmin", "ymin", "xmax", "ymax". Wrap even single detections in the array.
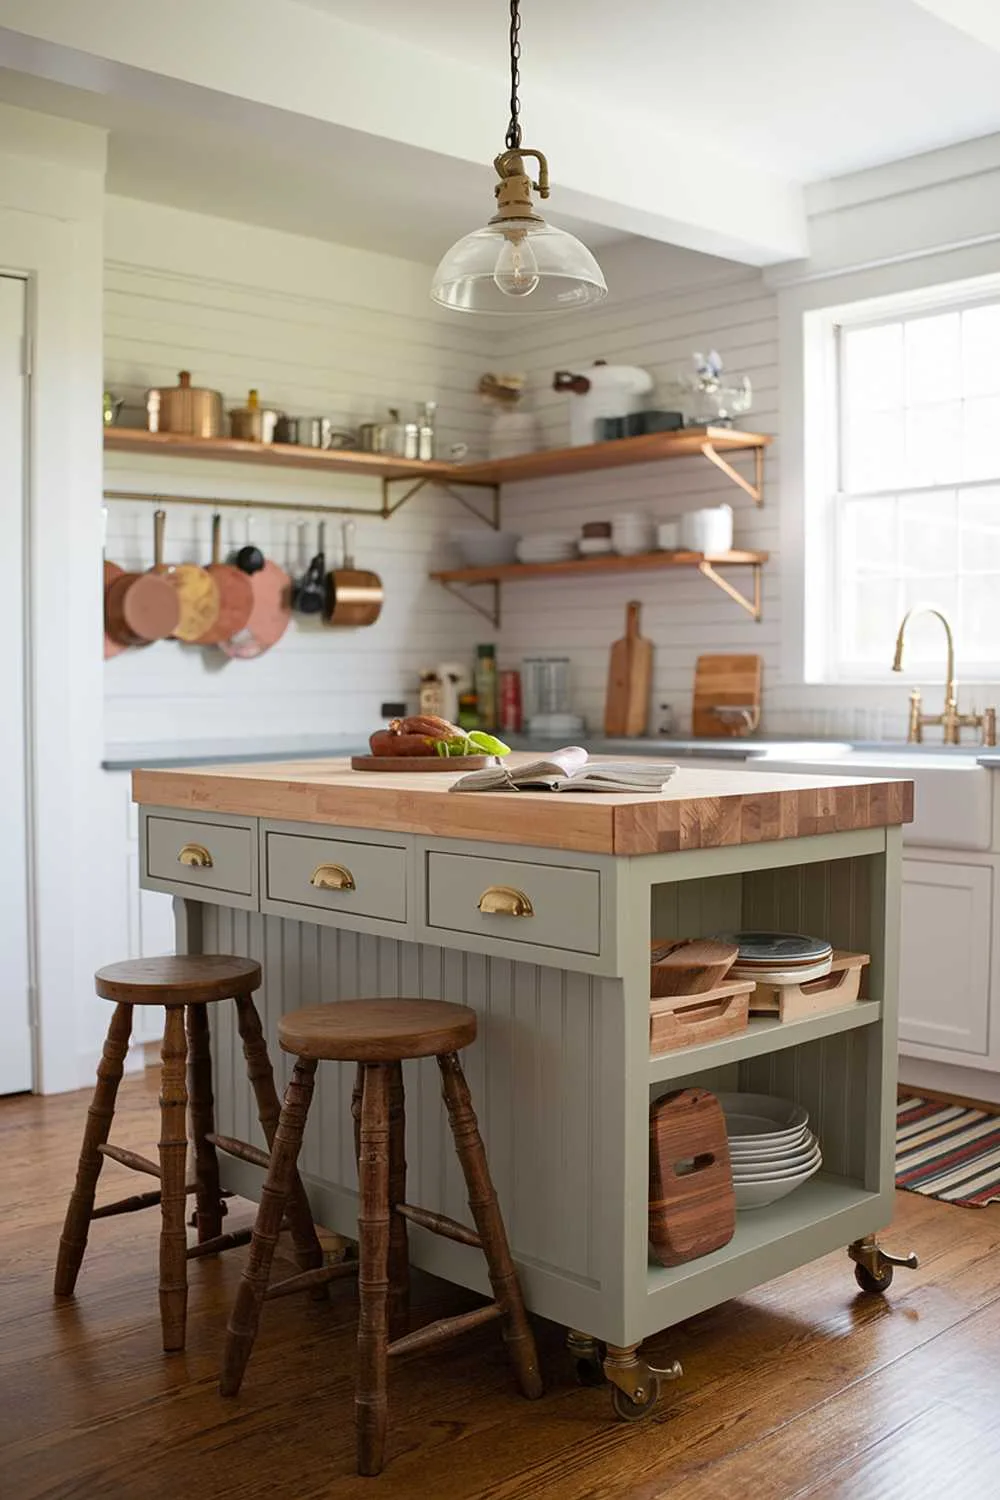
[
  {"xmin": 426, "ymin": 852, "xmax": 601, "ymax": 954},
  {"xmin": 264, "ymin": 830, "xmax": 407, "ymax": 923},
  {"xmin": 145, "ymin": 814, "xmax": 255, "ymax": 897}
]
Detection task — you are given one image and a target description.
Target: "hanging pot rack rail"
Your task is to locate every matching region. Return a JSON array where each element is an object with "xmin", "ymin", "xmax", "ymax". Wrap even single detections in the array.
[{"xmin": 103, "ymin": 482, "xmax": 500, "ymax": 528}]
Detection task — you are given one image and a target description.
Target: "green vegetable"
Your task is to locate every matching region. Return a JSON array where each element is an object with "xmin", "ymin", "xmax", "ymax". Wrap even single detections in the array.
[{"xmin": 430, "ymin": 732, "xmax": 511, "ymax": 759}]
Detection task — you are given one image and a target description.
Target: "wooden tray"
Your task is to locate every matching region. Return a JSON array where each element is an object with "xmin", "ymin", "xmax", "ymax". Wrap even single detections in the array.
[
  {"xmin": 650, "ymin": 937, "xmax": 739, "ymax": 997},
  {"xmin": 350, "ymin": 755, "xmax": 494, "ymax": 773},
  {"xmin": 748, "ymin": 950, "xmax": 869, "ymax": 1023},
  {"xmin": 649, "ymin": 979, "xmax": 754, "ymax": 1055}
]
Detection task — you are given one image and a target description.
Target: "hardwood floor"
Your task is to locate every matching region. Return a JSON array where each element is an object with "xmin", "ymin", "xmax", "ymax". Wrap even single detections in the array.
[{"xmin": 3, "ymin": 1072, "xmax": 1000, "ymax": 1499}]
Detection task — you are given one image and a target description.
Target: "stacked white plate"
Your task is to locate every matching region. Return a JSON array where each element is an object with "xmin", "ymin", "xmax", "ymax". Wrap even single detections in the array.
[
  {"xmin": 517, "ymin": 534, "xmax": 578, "ymax": 564},
  {"xmin": 716, "ymin": 1092, "xmax": 823, "ymax": 1210},
  {"xmin": 715, "ymin": 931, "xmax": 834, "ymax": 986}
]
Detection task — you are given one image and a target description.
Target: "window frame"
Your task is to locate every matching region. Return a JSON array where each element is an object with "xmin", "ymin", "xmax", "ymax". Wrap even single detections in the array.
[{"xmin": 811, "ymin": 283, "xmax": 1000, "ymax": 684}]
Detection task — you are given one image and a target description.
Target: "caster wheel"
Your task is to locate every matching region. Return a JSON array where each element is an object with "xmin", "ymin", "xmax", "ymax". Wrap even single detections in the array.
[
  {"xmin": 855, "ymin": 1261, "xmax": 894, "ymax": 1295},
  {"xmin": 576, "ymin": 1356, "xmax": 606, "ymax": 1387},
  {"xmin": 610, "ymin": 1375, "xmax": 660, "ymax": 1422}
]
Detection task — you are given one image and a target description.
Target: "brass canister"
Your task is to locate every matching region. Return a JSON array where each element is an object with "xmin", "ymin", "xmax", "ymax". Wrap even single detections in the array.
[{"xmin": 146, "ymin": 370, "xmax": 223, "ymax": 438}]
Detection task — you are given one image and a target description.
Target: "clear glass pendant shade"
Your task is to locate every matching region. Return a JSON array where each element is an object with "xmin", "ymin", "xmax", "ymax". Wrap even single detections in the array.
[{"xmin": 431, "ymin": 216, "xmax": 607, "ymax": 314}]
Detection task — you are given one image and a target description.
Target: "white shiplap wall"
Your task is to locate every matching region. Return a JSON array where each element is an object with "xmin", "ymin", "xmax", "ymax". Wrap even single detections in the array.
[
  {"xmin": 103, "ymin": 196, "xmax": 495, "ymax": 745},
  {"xmin": 495, "ymin": 254, "xmax": 782, "ymax": 736}
]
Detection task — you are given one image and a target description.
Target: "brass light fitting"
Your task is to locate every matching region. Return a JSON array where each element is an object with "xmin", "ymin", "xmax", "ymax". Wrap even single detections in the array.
[{"xmin": 430, "ymin": 1, "xmax": 607, "ymax": 314}]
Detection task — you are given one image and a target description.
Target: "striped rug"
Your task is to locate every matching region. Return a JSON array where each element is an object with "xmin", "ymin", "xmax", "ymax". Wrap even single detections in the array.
[{"xmin": 896, "ymin": 1096, "xmax": 1000, "ymax": 1206}]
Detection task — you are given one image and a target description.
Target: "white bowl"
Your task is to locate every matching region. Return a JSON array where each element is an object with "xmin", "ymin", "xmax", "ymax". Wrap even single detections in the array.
[
  {"xmin": 730, "ymin": 1137, "xmax": 820, "ymax": 1176},
  {"xmin": 455, "ymin": 530, "xmax": 519, "ymax": 567},
  {"xmin": 733, "ymin": 1155, "xmax": 822, "ymax": 1210},
  {"xmin": 716, "ymin": 1093, "xmax": 809, "ymax": 1136},
  {"xmin": 578, "ymin": 537, "xmax": 614, "ymax": 556},
  {"xmin": 729, "ymin": 1128, "xmax": 817, "ymax": 1165}
]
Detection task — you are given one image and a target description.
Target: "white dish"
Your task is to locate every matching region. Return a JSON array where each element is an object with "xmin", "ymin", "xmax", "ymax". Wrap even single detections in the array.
[
  {"xmin": 730, "ymin": 1139, "xmax": 821, "ymax": 1176},
  {"xmin": 730, "ymin": 958, "xmax": 834, "ymax": 986},
  {"xmin": 578, "ymin": 537, "xmax": 614, "ymax": 556},
  {"xmin": 717, "ymin": 1094, "xmax": 809, "ymax": 1137},
  {"xmin": 729, "ymin": 1128, "xmax": 817, "ymax": 1165},
  {"xmin": 454, "ymin": 530, "xmax": 520, "ymax": 568},
  {"xmin": 734, "ymin": 1155, "xmax": 822, "ymax": 1210}
]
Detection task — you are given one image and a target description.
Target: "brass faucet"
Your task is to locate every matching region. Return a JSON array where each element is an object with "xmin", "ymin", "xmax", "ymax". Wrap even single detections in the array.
[{"xmin": 892, "ymin": 606, "xmax": 996, "ymax": 746}]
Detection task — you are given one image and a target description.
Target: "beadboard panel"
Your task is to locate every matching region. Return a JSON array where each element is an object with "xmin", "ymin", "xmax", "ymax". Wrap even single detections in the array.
[
  {"xmin": 103, "ymin": 200, "xmax": 495, "ymax": 747},
  {"xmin": 495, "ymin": 265, "xmax": 782, "ymax": 737},
  {"xmin": 204, "ymin": 905, "xmax": 615, "ymax": 1290}
]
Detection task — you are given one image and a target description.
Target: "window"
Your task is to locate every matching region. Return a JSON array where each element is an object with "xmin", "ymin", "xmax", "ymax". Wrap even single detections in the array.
[{"xmin": 816, "ymin": 289, "xmax": 1000, "ymax": 680}]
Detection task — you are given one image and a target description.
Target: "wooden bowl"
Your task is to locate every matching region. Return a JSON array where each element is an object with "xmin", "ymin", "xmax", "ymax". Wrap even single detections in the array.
[{"xmin": 650, "ymin": 938, "xmax": 739, "ymax": 998}]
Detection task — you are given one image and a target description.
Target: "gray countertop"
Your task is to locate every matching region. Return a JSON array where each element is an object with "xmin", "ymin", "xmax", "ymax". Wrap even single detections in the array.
[{"xmin": 102, "ymin": 732, "xmax": 1000, "ymax": 772}]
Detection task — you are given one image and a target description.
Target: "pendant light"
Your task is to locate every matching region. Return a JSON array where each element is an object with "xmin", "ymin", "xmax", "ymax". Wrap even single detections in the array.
[{"xmin": 430, "ymin": 0, "xmax": 608, "ymax": 315}]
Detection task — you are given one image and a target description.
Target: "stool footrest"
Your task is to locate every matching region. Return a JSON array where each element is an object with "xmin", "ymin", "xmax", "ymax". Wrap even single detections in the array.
[
  {"xmin": 91, "ymin": 1181, "xmax": 197, "ymax": 1219},
  {"xmin": 387, "ymin": 1302, "xmax": 502, "ymax": 1359},
  {"xmin": 396, "ymin": 1202, "xmax": 482, "ymax": 1249},
  {"xmin": 97, "ymin": 1143, "xmax": 161, "ymax": 1179},
  {"xmin": 186, "ymin": 1228, "xmax": 253, "ymax": 1260},
  {"xmin": 207, "ymin": 1132, "xmax": 271, "ymax": 1171},
  {"xmin": 264, "ymin": 1261, "xmax": 359, "ymax": 1301}
]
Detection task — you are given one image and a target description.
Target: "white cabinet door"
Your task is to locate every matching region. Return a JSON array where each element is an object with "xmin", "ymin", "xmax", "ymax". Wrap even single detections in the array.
[
  {"xmin": 0, "ymin": 275, "xmax": 31, "ymax": 1095},
  {"xmin": 899, "ymin": 859, "xmax": 992, "ymax": 1055}
]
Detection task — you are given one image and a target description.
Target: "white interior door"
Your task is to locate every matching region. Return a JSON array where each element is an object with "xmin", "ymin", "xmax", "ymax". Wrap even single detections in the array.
[{"xmin": 0, "ymin": 274, "xmax": 32, "ymax": 1094}]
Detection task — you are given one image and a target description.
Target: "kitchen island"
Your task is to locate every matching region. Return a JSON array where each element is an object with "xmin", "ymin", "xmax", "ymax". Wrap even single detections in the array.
[{"xmin": 133, "ymin": 755, "xmax": 914, "ymax": 1414}]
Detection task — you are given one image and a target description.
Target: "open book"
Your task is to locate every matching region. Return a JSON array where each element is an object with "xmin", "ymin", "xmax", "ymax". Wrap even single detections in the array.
[{"xmin": 449, "ymin": 745, "xmax": 678, "ymax": 794}]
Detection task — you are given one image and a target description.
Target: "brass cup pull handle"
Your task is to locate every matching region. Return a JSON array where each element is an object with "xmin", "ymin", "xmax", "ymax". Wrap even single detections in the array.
[
  {"xmin": 178, "ymin": 842, "xmax": 213, "ymax": 869},
  {"xmin": 477, "ymin": 884, "xmax": 534, "ymax": 918},
  {"xmin": 310, "ymin": 862, "xmax": 356, "ymax": 892}
]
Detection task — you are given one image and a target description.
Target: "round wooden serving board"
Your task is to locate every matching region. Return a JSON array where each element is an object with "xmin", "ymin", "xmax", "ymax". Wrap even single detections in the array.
[{"xmin": 350, "ymin": 755, "xmax": 495, "ymax": 773}]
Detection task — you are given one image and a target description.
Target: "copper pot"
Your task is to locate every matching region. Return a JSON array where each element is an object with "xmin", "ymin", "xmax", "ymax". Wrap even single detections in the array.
[{"xmin": 146, "ymin": 371, "xmax": 223, "ymax": 438}]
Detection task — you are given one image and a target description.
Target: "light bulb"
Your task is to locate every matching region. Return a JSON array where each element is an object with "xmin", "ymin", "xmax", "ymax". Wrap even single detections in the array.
[{"xmin": 493, "ymin": 232, "xmax": 540, "ymax": 298}]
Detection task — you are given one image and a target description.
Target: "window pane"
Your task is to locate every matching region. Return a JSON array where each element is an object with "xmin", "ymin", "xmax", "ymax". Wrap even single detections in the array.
[
  {"xmin": 962, "ymin": 304, "xmax": 1000, "ymax": 396},
  {"xmin": 904, "ymin": 402, "xmax": 962, "ymax": 486},
  {"xmin": 962, "ymin": 397, "xmax": 1000, "ymax": 481},
  {"xmin": 900, "ymin": 577, "xmax": 959, "ymax": 656},
  {"xmin": 843, "ymin": 322, "xmax": 903, "ymax": 414},
  {"xmin": 960, "ymin": 574, "xmax": 1000, "ymax": 660},
  {"xmin": 842, "ymin": 495, "xmax": 896, "ymax": 574},
  {"xmin": 846, "ymin": 409, "xmax": 903, "ymax": 492},
  {"xmin": 904, "ymin": 312, "xmax": 961, "ymax": 404},
  {"xmin": 959, "ymin": 488, "xmax": 1000, "ymax": 573},
  {"xmin": 899, "ymin": 490, "xmax": 958, "ymax": 576},
  {"xmin": 844, "ymin": 576, "xmax": 900, "ymax": 662}
]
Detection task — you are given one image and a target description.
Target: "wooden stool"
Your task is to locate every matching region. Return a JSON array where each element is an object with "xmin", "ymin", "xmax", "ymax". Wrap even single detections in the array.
[
  {"xmin": 54, "ymin": 955, "xmax": 323, "ymax": 1352},
  {"xmin": 220, "ymin": 998, "xmax": 543, "ymax": 1476}
]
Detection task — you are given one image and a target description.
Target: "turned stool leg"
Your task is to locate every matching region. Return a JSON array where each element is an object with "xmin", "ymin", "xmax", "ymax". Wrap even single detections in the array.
[
  {"xmin": 54, "ymin": 1002, "xmax": 134, "ymax": 1297},
  {"xmin": 387, "ymin": 1061, "xmax": 410, "ymax": 1342},
  {"xmin": 220, "ymin": 1056, "xmax": 318, "ymax": 1397},
  {"xmin": 235, "ymin": 995, "xmax": 323, "ymax": 1275},
  {"xmin": 186, "ymin": 1004, "xmax": 224, "ymax": 1244},
  {"xmin": 357, "ymin": 1062, "xmax": 392, "ymax": 1477},
  {"xmin": 437, "ymin": 1051, "xmax": 543, "ymax": 1400},
  {"xmin": 159, "ymin": 1006, "xmax": 190, "ymax": 1352}
]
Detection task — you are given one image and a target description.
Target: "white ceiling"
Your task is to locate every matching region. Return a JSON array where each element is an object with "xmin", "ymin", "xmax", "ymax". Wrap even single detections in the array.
[
  {"xmin": 3, "ymin": 0, "xmax": 1000, "ymax": 267},
  {"xmin": 0, "ymin": 68, "xmax": 627, "ymax": 263},
  {"xmin": 301, "ymin": 0, "xmax": 1000, "ymax": 179}
]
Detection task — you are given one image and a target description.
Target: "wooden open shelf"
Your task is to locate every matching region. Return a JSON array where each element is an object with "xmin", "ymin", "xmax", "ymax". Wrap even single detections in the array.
[
  {"xmin": 104, "ymin": 424, "xmax": 770, "ymax": 502},
  {"xmin": 431, "ymin": 548, "xmax": 769, "ymax": 626},
  {"xmin": 103, "ymin": 426, "xmax": 457, "ymax": 483},
  {"xmin": 451, "ymin": 426, "xmax": 770, "ymax": 493}
]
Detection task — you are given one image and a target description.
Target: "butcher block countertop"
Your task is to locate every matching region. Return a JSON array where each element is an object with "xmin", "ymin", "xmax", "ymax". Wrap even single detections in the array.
[{"xmin": 132, "ymin": 755, "xmax": 913, "ymax": 856}]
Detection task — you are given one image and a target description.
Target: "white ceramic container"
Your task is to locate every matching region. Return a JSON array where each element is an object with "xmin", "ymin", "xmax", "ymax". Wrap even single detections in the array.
[
  {"xmin": 656, "ymin": 519, "xmax": 680, "ymax": 549},
  {"xmin": 679, "ymin": 503, "xmax": 734, "ymax": 554}
]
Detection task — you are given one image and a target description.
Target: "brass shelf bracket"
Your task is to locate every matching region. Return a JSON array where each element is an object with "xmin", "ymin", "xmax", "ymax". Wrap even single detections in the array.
[
  {"xmin": 697, "ymin": 558, "xmax": 763, "ymax": 620},
  {"xmin": 381, "ymin": 476, "xmax": 500, "ymax": 528},
  {"xmin": 437, "ymin": 579, "xmax": 501, "ymax": 629},
  {"xmin": 700, "ymin": 440, "xmax": 764, "ymax": 506}
]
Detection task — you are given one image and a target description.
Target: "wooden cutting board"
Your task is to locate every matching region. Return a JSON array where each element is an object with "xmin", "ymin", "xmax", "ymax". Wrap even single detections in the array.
[
  {"xmin": 692, "ymin": 653, "xmax": 762, "ymax": 737},
  {"xmin": 604, "ymin": 600, "xmax": 652, "ymax": 737},
  {"xmin": 648, "ymin": 1088, "xmax": 735, "ymax": 1266}
]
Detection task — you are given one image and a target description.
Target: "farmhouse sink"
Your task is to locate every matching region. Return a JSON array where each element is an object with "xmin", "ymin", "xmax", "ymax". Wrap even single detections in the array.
[{"xmin": 762, "ymin": 747, "xmax": 994, "ymax": 850}]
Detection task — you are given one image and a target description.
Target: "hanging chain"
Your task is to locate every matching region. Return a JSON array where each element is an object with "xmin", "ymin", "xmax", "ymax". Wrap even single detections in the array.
[{"xmin": 505, "ymin": 0, "xmax": 522, "ymax": 150}]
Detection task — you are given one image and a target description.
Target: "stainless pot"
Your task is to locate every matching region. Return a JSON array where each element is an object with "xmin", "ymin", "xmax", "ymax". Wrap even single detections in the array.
[
  {"xmin": 358, "ymin": 408, "xmax": 409, "ymax": 456},
  {"xmin": 229, "ymin": 390, "xmax": 280, "ymax": 444},
  {"xmin": 146, "ymin": 370, "xmax": 223, "ymax": 438}
]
